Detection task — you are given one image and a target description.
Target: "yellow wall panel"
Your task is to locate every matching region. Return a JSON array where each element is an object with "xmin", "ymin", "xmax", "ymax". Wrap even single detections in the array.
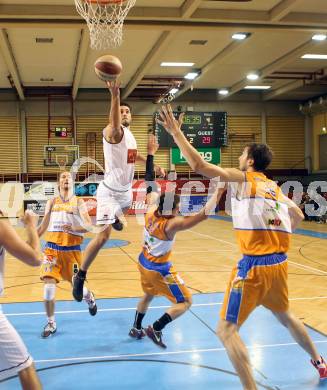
[
  {"xmin": 0, "ymin": 117, "xmax": 21, "ymax": 174},
  {"xmin": 267, "ymin": 116, "xmax": 305, "ymax": 169}
]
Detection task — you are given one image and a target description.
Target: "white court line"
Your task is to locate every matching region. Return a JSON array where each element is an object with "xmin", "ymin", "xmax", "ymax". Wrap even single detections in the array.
[
  {"xmin": 187, "ymin": 229, "xmax": 238, "ymax": 248},
  {"xmin": 4, "ymin": 296, "xmax": 327, "ymax": 317},
  {"xmin": 288, "ymin": 261, "xmax": 327, "ymax": 275},
  {"xmin": 189, "ymin": 229, "xmax": 327, "ymax": 276},
  {"xmin": 34, "ymin": 340, "xmax": 327, "ymax": 364}
]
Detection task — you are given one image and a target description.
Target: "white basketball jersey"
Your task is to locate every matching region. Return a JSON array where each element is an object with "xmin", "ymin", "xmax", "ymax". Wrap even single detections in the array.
[
  {"xmin": 103, "ymin": 126, "xmax": 137, "ymax": 191},
  {"xmin": 0, "ymin": 246, "xmax": 4, "ymax": 297}
]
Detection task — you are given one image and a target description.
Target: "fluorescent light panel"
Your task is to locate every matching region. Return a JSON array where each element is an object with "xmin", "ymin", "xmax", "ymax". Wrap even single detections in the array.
[
  {"xmin": 219, "ymin": 89, "xmax": 229, "ymax": 95},
  {"xmin": 247, "ymin": 73, "xmax": 259, "ymax": 80},
  {"xmin": 161, "ymin": 62, "xmax": 194, "ymax": 67},
  {"xmin": 312, "ymin": 34, "xmax": 327, "ymax": 41},
  {"xmin": 301, "ymin": 54, "xmax": 327, "ymax": 59},
  {"xmin": 244, "ymin": 85, "xmax": 271, "ymax": 90},
  {"xmin": 184, "ymin": 72, "xmax": 198, "ymax": 80},
  {"xmin": 232, "ymin": 33, "xmax": 248, "ymax": 40}
]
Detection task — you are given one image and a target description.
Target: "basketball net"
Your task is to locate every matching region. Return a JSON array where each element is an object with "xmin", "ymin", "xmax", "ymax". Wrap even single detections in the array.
[
  {"xmin": 56, "ymin": 155, "xmax": 68, "ymax": 170},
  {"xmin": 74, "ymin": 0, "xmax": 136, "ymax": 50}
]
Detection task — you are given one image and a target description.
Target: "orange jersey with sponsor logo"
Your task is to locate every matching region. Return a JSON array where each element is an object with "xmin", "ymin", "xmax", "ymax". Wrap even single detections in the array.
[
  {"xmin": 142, "ymin": 209, "xmax": 175, "ymax": 263},
  {"xmin": 45, "ymin": 196, "xmax": 84, "ymax": 247},
  {"xmin": 231, "ymin": 172, "xmax": 291, "ymax": 255}
]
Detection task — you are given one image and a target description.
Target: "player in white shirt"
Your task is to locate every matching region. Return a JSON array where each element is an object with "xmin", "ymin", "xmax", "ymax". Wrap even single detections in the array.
[
  {"xmin": 0, "ymin": 211, "xmax": 42, "ymax": 389},
  {"xmin": 73, "ymin": 79, "xmax": 165, "ymax": 301}
]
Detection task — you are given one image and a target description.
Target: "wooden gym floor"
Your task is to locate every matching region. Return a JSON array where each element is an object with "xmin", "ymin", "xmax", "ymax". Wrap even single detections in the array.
[{"xmin": 1, "ymin": 214, "xmax": 326, "ymax": 334}]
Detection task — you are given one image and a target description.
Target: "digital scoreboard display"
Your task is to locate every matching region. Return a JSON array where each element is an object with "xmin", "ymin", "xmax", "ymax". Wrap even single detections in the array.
[
  {"xmin": 55, "ymin": 127, "xmax": 68, "ymax": 137},
  {"xmin": 154, "ymin": 111, "xmax": 227, "ymax": 148}
]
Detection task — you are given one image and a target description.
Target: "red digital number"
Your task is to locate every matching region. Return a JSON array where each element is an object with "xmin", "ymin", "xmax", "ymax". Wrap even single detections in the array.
[{"xmin": 202, "ymin": 136, "xmax": 211, "ymax": 144}]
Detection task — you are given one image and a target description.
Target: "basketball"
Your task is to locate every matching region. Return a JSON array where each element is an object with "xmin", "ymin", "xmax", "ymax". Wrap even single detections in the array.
[{"xmin": 94, "ymin": 54, "xmax": 123, "ymax": 82}]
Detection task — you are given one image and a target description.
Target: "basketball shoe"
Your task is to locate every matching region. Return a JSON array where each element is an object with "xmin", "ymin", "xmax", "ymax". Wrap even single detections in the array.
[
  {"xmin": 311, "ymin": 356, "xmax": 327, "ymax": 379},
  {"xmin": 145, "ymin": 325, "xmax": 166, "ymax": 348}
]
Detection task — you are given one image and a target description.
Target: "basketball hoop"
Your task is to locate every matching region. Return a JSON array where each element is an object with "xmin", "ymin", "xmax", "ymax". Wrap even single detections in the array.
[
  {"xmin": 74, "ymin": 0, "xmax": 136, "ymax": 50},
  {"xmin": 55, "ymin": 155, "xmax": 68, "ymax": 170}
]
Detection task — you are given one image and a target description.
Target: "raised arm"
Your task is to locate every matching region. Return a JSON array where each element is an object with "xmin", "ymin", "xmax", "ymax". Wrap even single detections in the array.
[
  {"xmin": 165, "ymin": 183, "xmax": 226, "ymax": 239},
  {"xmin": 137, "ymin": 152, "xmax": 166, "ymax": 178},
  {"xmin": 145, "ymin": 133, "xmax": 160, "ymax": 206},
  {"xmin": 157, "ymin": 105, "xmax": 244, "ymax": 182},
  {"xmin": 103, "ymin": 79, "xmax": 123, "ymax": 143},
  {"xmin": 37, "ymin": 199, "xmax": 54, "ymax": 237},
  {"xmin": 0, "ymin": 211, "xmax": 41, "ymax": 267}
]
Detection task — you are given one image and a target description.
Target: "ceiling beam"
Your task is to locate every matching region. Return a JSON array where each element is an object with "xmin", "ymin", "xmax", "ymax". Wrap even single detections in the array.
[
  {"xmin": 174, "ymin": 39, "xmax": 251, "ymax": 100},
  {"xmin": 263, "ymin": 79, "xmax": 304, "ymax": 100},
  {"xmin": 180, "ymin": 0, "xmax": 202, "ymax": 19},
  {"xmin": 223, "ymin": 39, "xmax": 324, "ymax": 99},
  {"xmin": 0, "ymin": 29, "xmax": 24, "ymax": 100},
  {"xmin": 121, "ymin": 31, "xmax": 175, "ymax": 100},
  {"xmin": 263, "ymin": 66, "xmax": 327, "ymax": 100},
  {"xmin": 269, "ymin": 0, "xmax": 301, "ymax": 22},
  {"xmin": 72, "ymin": 29, "xmax": 89, "ymax": 100},
  {"xmin": 0, "ymin": 4, "xmax": 326, "ymax": 30}
]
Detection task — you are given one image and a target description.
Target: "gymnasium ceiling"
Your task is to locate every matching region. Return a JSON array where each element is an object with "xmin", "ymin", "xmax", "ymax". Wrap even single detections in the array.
[{"xmin": 0, "ymin": 0, "xmax": 327, "ymax": 102}]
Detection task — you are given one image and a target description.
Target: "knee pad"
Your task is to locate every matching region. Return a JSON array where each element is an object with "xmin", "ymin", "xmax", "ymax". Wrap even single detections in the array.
[{"xmin": 44, "ymin": 283, "xmax": 56, "ymax": 301}]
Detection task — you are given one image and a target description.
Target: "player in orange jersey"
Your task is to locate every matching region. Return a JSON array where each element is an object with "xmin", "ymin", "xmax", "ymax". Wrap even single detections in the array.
[
  {"xmin": 129, "ymin": 134, "xmax": 223, "ymax": 348},
  {"xmin": 38, "ymin": 171, "xmax": 97, "ymax": 338},
  {"xmin": 158, "ymin": 105, "xmax": 327, "ymax": 388}
]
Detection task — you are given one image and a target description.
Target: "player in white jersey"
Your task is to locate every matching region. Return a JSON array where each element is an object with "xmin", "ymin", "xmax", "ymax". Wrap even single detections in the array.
[
  {"xmin": 0, "ymin": 210, "xmax": 42, "ymax": 389},
  {"xmin": 73, "ymin": 80, "xmax": 165, "ymax": 301}
]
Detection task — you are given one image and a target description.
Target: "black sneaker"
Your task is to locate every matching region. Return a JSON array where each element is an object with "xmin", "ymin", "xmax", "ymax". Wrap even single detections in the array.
[
  {"xmin": 72, "ymin": 273, "xmax": 85, "ymax": 302},
  {"xmin": 129, "ymin": 327, "xmax": 146, "ymax": 339},
  {"xmin": 145, "ymin": 325, "xmax": 167, "ymax": 348},
  {"xmin": 41, "ymin": 321, "xmax": 57, "ymax": 338},
  {"xmin": 87, "ymin": 291, "xmax": 97, "ymax": 316},
  {"xmin": 112, "ymin": 218, "xmax": 123, "ymax": 231}
]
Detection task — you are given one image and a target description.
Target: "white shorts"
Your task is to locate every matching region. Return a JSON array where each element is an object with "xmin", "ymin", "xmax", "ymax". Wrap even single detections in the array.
[
  {"xmin": 0, "ymin": 311, "xmax": 33, "ymax": 381},
  {"xmin": 96, "ymin": 181, "xmax": 133, "ymax": 225}
]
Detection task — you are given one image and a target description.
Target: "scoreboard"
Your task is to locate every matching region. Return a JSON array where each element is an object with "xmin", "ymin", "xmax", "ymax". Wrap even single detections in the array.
[{"xmin": 154, "ymin": 111, "xmax": 227, "ymax": 148}]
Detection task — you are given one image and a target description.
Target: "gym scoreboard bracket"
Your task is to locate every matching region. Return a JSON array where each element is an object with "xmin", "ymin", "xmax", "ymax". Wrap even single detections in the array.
[{"xmin": 154, "ymin": 111, "xmax": 227, "ymax": 148}]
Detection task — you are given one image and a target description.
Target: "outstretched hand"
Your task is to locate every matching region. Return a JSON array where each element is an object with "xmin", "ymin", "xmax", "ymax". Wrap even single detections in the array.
[
  {"xmin": 157, "ymin": 105, "xmax": 184, "ymax": 137},
  {"xmin": 147, "ymin": 133, "xmax": 159, "ymax": 156},
  {"xmin": 106, "ymin": 79, "xmax": 121, "ymax": 98}
]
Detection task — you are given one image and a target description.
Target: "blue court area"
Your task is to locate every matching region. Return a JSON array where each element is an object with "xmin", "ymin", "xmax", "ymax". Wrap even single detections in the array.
[{"xmin": 1, "ymin": 293, "xmax": 327, "ymax": 390}]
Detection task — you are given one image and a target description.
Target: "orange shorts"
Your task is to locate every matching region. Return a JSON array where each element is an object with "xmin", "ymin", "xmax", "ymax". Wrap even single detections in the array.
[
  {"xmin": 138, "ymin": 253, "xmax": 191, "ymax": 304},
  {"xmin": 40, "ymin": 242, "xmax": 82, "ymax": 283},
  {"xmin": 221, "ymin": 253, "xmax": 289, "ymax": 326}
]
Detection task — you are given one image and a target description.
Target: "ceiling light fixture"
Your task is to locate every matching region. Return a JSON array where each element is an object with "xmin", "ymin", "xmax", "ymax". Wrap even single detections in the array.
[
  {"xmin": 312, "ymin": 34, "xmax": 327, "ymax": 41},
  {"xmin": 219, "ymin": 89, "xmax": 229, "ymax": 95},
  {"xmin": 301, "ymin": 54, "xmax": 327, "ymax": 59},
  {"xmin": 184, "ymin": 72, "xmax": 199, "ymax": 80},
  {"xmin": 161, "ymin": 62, "xmax": 194, "ymax": 67},
  {"xmin": 244, "ymin": 85, "xmax": 271, "ymax": 90},
  {"xmin": 232, "ymin": 33, "xmax": 249, "ymax": 40},
  {"xmin": 247, "ymin": 72, "xmax": 260, "ymax": 80}
]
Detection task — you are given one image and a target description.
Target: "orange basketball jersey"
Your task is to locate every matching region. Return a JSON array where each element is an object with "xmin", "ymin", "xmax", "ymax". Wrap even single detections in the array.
[
  {"xmin": 142, "ymin": 209, "xmax": 175, "ymax": 263},
  {"xmin": 231, "ymin": 171, "xmax": 292, "ymax": 255},
  {"xmin": 45, "ymin": 196, "xmax": 84, "ymax": 247}
]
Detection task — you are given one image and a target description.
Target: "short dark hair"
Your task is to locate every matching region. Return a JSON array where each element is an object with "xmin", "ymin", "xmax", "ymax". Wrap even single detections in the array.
[
  {"xmin": 120, "ymin": 102, "xmax": 132, "ymax": 113},
  {"xmin": 158, "ymin": 193, "xmax": 180, "ymax": 216},
  {"xmin": 245, "ymin": 143, "xmax": 273, "ymax": 171}
]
